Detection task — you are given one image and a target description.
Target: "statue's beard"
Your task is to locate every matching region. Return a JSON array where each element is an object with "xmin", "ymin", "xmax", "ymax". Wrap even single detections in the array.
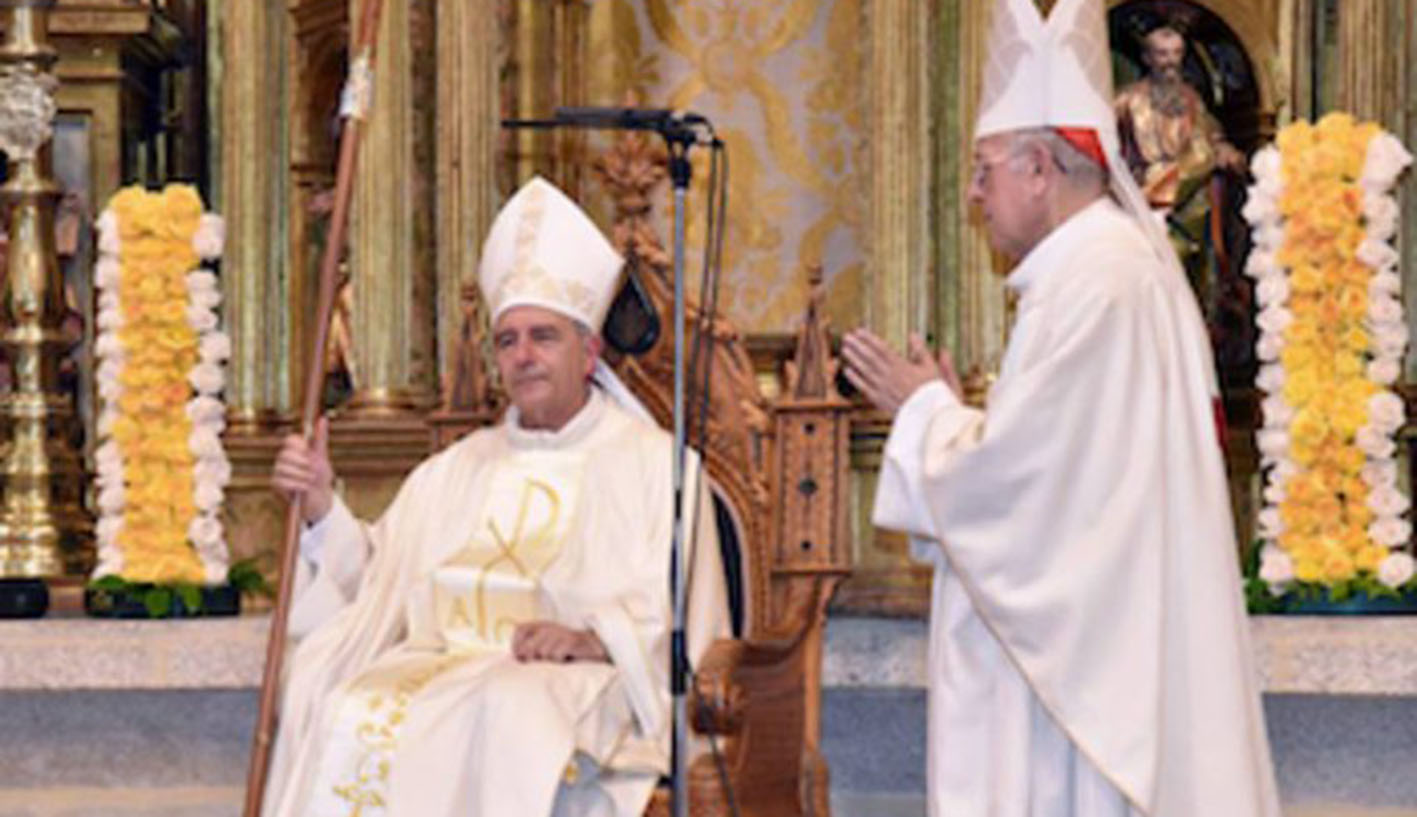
[{"xmin": 1148, "ymin": 76, "xmax": 1188, "ymax": 116}]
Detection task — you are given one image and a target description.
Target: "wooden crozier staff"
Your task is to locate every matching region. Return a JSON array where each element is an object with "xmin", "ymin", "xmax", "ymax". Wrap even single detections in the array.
[{"xmin": 242, "ymin": 0, "xmax": 386, "ymax": 813}]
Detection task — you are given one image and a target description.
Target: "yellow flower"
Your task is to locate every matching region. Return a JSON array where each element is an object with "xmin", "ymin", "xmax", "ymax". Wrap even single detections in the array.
[
  {"xmin": 1321, "ymin": 551, "xmax": 1356, "ymax": 583},
  {"xmin": 1356, "ymin": 545, "xmax": 1388, "ymax": 572}
]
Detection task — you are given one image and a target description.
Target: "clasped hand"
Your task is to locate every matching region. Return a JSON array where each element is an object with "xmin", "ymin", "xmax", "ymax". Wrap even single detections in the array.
[
  {"xmin": 512, "ymin": 621, "xmax": 608, "ymax": 664},
  {"xmin": 842, "ymin": 329, "xmax": 963, "ymax": 416}
]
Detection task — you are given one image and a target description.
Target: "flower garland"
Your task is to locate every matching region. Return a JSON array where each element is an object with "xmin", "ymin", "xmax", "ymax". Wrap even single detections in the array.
[
  {"xmin": 92, "ymin": 184, "xmax": 231, "ymax": 586},
  {"xmin": 1244, "ymin": 113, "xmax": 1415, "ymax": 598}
]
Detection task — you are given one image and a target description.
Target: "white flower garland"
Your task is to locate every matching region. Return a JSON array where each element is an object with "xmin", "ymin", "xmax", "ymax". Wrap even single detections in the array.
[
  {"xmin": 92, "ymin": 193, "xmax": 232, "ymax": 585},
  {"xmin": 1243, "ymin": 122, "xmax": 1415, "ymax": 595}
]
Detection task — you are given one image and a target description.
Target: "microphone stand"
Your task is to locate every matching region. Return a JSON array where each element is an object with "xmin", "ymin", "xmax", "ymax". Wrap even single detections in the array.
[{"xmin": 502, "ymin": 109, "xmax": 706, "ymax": 817}]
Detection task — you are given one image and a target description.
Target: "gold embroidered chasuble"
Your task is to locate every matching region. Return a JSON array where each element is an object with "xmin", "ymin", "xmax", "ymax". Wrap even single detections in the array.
[{"xmin": 261, "ymin": 390, "xmax": 728, "ymax": 817}]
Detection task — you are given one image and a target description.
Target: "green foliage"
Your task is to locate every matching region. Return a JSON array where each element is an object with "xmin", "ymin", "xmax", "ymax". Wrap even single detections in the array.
[{"xmin": 228, "ymin": 558, "xmax": 273, "ymax": 598}]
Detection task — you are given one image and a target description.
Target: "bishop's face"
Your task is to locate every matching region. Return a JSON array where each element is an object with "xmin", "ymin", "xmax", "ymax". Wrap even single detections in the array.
[
  {"xmin": 493, "ymin": 305, "xmax": 599, "ymax": 431},
  {"xmin": 967, "ymin": 133, "xmax": 1050, "ymax": 263}
]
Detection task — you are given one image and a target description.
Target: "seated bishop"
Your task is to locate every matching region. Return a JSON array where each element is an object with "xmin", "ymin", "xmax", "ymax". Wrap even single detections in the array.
[{"xmin": 264, "ymin": 176, "xmax": 730, "ymax": 817}]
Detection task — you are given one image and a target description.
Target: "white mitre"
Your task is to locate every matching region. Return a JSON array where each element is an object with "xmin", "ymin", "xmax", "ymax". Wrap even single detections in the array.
[
  {"xmin": 478, "ymin": 175, "xmax": 624, "ymax": 331},
  {"xmin": 977, "ymin": 0, "xmax": 1180, "ymax": 273}
]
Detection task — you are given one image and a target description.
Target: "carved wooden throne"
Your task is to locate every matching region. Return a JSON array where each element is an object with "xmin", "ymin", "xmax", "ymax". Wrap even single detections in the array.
[{"xmin": 434, "ymin": 132, "xmax": 853, "ymax": 816}]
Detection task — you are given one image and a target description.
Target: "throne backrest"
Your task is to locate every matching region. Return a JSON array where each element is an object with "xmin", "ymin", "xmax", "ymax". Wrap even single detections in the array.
[{"xmin": 589, "ymin": 132, "xmax": 853, "ymax": 643}]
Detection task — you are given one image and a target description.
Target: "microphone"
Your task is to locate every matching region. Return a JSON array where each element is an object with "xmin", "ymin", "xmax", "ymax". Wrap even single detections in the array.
[
  {"xmin": 501, "ymin": 107, "xmax": 711, "ymax": 143},
  {"xmin": 553, "ymin": 106, "xmax": 706, "ymax": 130}
]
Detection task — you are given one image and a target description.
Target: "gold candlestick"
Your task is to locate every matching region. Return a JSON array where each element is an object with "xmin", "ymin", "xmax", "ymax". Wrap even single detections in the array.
[{"xmin": 0, "ymin": 0, "xmax": 92, "ymax": 613}]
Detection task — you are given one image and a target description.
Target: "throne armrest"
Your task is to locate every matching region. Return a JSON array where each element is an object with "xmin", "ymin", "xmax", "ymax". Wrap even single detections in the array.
[{"xmin": 690, "ymin": 628, "xmax": 814, "ymax": 737}]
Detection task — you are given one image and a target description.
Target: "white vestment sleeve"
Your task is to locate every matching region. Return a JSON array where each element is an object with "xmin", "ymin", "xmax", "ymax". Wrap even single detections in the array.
[
  {"xmin": 289, "ymin": 494, "xmax": 374, "ymax": 639},
  {"xmin": 874, "ymin": 380, "xmax": 986, "ymax": 562}
]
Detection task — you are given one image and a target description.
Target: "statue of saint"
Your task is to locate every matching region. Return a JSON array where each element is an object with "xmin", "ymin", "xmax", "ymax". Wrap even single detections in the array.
[
  {"xmin": 1115, "ymin": 22, "xmax": 1254, "ymax": 378},
  {"xmin": 1115, "ymin": 24, "xmax": 1246, "ymax": 215}
]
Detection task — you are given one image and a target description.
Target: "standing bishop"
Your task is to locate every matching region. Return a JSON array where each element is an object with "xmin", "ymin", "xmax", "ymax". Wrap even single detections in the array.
[
  {"xmin": 842, "ymin": 0, "xmax": 1281, "ymax": 815},
  {"xmin": 265, "ymin": 176, "xmax": 728, "ymax": 817}
]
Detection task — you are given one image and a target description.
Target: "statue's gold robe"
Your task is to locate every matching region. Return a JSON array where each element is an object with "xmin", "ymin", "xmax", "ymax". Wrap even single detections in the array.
[{"xmin": 262, "ymin": 390, "xmax": 728, "ymax": 817}]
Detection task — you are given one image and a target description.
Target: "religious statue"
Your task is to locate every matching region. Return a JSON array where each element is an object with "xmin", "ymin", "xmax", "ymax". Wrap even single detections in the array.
[{"xmin": 1115, "ymin": 23, "xmax": 1245, "ymax": 282}]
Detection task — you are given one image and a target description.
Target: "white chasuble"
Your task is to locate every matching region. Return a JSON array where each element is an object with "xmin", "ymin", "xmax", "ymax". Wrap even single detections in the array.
[
  {"xmin": 263, "ymin": 390, "xmax": 729, "ymax": 817},
  {"xmin": 875, "ymin": 201, "xmax": 1280, "ymax": 817}
]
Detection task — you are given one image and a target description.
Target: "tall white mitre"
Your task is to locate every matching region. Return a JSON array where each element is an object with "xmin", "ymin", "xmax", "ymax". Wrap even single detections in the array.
[
  {"xmin": 977, "ymin": 0, "xmax": 1180, "ymax": 272},
  {"xmin": 479, "ymin": 175, "xmax": 624, "ymax": 331}
]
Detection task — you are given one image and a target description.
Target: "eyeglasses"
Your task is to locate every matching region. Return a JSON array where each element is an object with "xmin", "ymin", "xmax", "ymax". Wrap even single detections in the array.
[{"xmin": 969, "ymin": 153, "xmax": 1020, "ymax": 187}]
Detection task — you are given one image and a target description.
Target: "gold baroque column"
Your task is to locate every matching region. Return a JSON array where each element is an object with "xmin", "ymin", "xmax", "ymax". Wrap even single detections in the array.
[
  {"xmin": 1335, "ymin": 0, "xmax": 1404, "ymax": 131},
  {"xmin": 346, "ymin": 0, "xmax": 436, "ymax": 416},
  {"xmin": 866, "ymin": 0, "xmax": 930, "ymax": 347},
  {"xmin": 435, "ymin": 0, "xmax": 500, "ymax": 374},
  {"xmin": 218, "ymin": 0, "xmax": 290, "ymax": 427},
  {"xmin": 949, "ymin": 0, "xmax": 1009, "ymax": 375}
]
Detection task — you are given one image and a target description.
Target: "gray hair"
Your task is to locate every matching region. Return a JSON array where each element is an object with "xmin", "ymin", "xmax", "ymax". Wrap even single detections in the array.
[{"xmin": 1003, "ymin": 127, "xmax": 1108, "ymax": 191}]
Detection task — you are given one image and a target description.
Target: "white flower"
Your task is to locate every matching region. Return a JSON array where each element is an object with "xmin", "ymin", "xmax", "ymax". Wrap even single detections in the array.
[
  {"xmin": 1259, "ymin": 545, "xmax": 1295, "ymax": 590},
  {"xmin": 1356, "ymin": 425, "xmax": 1398, "ymax": 459},
  {"xmin": 94, "ymin": 439, "xmax": 122, "ymax": 471},
  {"xmin": 188, "ymin": 361, "xmax": 224, "ymax": 395},
  {"xmin": 1250, "ymin": 145, "xmax": 1282, "ymax": 184},
  {"xmin": 1255, "ymin": 223, "xmax": 1285, "ymax": 252},
  {"xmin": 186, "ymin": 304, "xmax": 218, "ymax": 332},
  {"xmin": 1272, "ymin": 457, "xmax": 1300, "ymax": 482},
  {"xmin": 1257, "ymin": 363, "xmax": 1286, "ymax": 394},
  {"xmin": 186, "ymin": 270, "xmax": 219, "ymax": 295},
  {"xmin": 194, "ymin": 480, "xmax": 224, "ymax": 513},
  {"xmin": 1363, "ymin": 460, "xmax": 1399, "ymax": 488},
  {"xmin": 186, "ymin": 395, "xmax": 226, "ymax": 426},
  {"xmin": 1371, "ymin": 271, "xmax": 1403, "ymax": 297},
  {"xmin": 96, "ymin": 408, "xmax": 120, "ymax": 440},
  {"xmin": 97, "ymin": 482, "xmax": 125, "ymax": 514},
  {"xmin": 1362, "ymin": 132, "xmax": 1414, "ymax": 192},
  {"xmin": 1363, "ymin": 193, "xmax": 1401, "ymax": 241},
  {"xmin": 1262, "ymin": 479, "xmax": 1287, "ymax": 505},
  {"xmin": 1256, "ymin": 332, "xmax": 1284, "ymax": 362},
  {"xmin": 1257, "ymin": 428, "xmax": 1290, "ymax": 459},
  {"xmin": 1241, "ymin": 194, "xmax": 1278, "ymax": 227},
  {"xmin": 98, "ymin": 290, "xmax": 120, "ymax": 313},
  {"xmin": 92, "ymin": 553, "xmax": 124, "ymax": 580},
  {"xmin": 202, "ymin": 561, "xmax": 228, "ymax": 585},
  {"xmin": 1367, "ymin": 391, "xmax": 1406, "ymax": 432},
  {"xmin": 1255, "ymin": 275, "xmax": 1290, "ymax": 309},
  {"xmin": 1376, "ymin": 551, "xmax": 1416, "ymax": 589},
  {"xmin": 1244, "ymin": 249, "xmax": 1280, "ymax": 280},
  {"xmin": 96, "ymin": 306, "xmax": 123, "ymax": 331},
  {"xmin": 1372, "ymin": 322, "xmax": 1409, "ymax": 357},
  {"xmin": 1256, "ymin": 306, "xmax": 1293, "ymax": 335},
  {"xmin": 1368, "ymin": 358, "xmax": 1401, "ymax": 385},
  {"xmin": 1368, "ymin": 485, "xmax": 1412, "ymax": 517},
  {"xmin": 195, "ymin": 456, "xmax": 232, "ymax": 488},
  {"xmin": 190, "ymin": 285, "xmax": 222, "ymax": 312},
  {"xmin": 192, "ymin": 214, "xmax": 225, "ymax": 260},
  {"xmin": 95, "ymin": 209, "xmax": 117, "ymax": 241},
  {"xmin": 189, "ymin": 426, "xmax": 224, "ymax": 459},
  {"xmin": 94, "ymin": 331, "xmax": 125, "ymax": 362},
  {"xmin": 188, "ymin": 514, "xmax": 223, "ymax": 548},
  {"xmin": 96, "ymin": 359, "xmax": 122, "ymax": 389},
  {"xmin": 1367, "ymin": 293, "xmax": 1404, "ymax": 325},
  {"xmin": 1261, "ymin": 394, "xmax": 1295, "ymax": 427},
  {"xmin": 1357, "ymin": 238, "xmax": 1400, "ymax": 271},
  {"xmin": 94, "ymin": 257, "xmax": 121, "ymax": 290},
  {"xmin": 1369, "ymin": 517, "xmax": 1413, "ymax": 548},
  {"xmin": 1257, "ymin": 507, "xmax": 1285, "ymax": 538},
  {"xmin": 96, "ymin": 515, "xmax": 122, "ymax": 547},
  {"xmin": 97, "ymin": 224, "xmax": 120, "ymax": 256},
  {"xmin": 199, "ymin": 332, "xmax": 231, "ymax": 364}
]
